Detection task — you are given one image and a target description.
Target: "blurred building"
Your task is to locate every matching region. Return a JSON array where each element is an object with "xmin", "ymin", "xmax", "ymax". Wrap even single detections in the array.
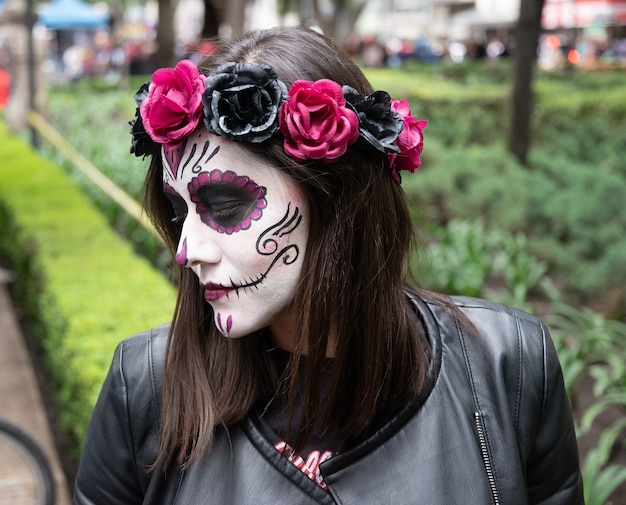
[
  {"xmin": 355, "ymin": 0, "xmax": 625, "ymax": 65},
  {"xmin": 542, "ymin": 0, "xmax": 626, "ymax": 29},
  {"xmin": 358, "ymin": 0, "xmax": 625, "ymax": 41},
  {"xmin": 357, "ymin": 0, "xmax": 519, "ymax": 42},
  {"xmin": 540, "ymin": 0, "xmax": 626, "ymax": 69}
]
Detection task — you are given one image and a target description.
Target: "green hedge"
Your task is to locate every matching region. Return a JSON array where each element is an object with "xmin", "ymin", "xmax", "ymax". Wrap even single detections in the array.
[
  {"xmin": 0, "ymin": 120, "xmax": 176, "ymax": 456},
  {"xmin": 401, "ymin": 139, "xmax": 626, "ymax": 302}
]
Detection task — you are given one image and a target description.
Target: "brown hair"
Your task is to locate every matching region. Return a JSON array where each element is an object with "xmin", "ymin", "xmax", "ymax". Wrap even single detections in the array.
[{"xmin": 144, "ymin": 25, "xmax": 436, "ymax": 471}]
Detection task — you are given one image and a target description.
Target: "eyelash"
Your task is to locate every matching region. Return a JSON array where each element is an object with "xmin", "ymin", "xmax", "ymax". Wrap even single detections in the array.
[
  {"xmin": 210, "ymin": 201, "xmax": 244, "ymax": 219},
  {"xmin": 170, "ymin": 205, "xmax": 188, "ymax": 224},
  {"xmin": 170, "ymin": 202, "xmax": 243, "ymax": 224}
]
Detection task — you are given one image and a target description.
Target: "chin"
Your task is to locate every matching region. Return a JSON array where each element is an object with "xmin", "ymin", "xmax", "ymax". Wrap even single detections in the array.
[{"xmin": 212, "ymin": 311, "xmax": 270, "ymax": 339}]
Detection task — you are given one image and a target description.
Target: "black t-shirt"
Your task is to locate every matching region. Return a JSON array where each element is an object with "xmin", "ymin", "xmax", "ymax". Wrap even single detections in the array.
[
  {"xmin": 255, "ymin": 316, "xmax": 430, "ymax": 490},
  {"xmin": 255, "ymin": 348, "xmax": 343, "ymax": 490}
]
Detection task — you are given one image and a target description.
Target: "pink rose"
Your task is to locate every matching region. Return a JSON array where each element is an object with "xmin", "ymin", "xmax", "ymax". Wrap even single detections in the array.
[
  {"xmin": 389, "ymin": 99, "xmax": 427, "ymax": 180},
  {"xmin": 140, "ymin": 60, "xmax": 206, "ymax": 148},
  {"xmin": 279, "ymin": 79, "xmax": 359, "ymax": 162}
]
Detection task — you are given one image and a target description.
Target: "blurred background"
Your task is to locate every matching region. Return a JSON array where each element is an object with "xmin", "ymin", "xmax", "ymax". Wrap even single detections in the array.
[
  {"xmin": 0, "ymin": 1, "xmax": 625, "ymax": 504},
  {"xmin": 2, "ymin": 0, "xmax": 625, "ymax": 90}
]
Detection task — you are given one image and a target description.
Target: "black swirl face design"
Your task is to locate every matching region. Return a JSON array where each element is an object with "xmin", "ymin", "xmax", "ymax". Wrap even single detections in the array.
[
  {"xmin": 214, "ymin": 203, "xmax": 303, "ymax": 291},
  {"xmin": 200, "ymin": 203, "xmax": 302, "ymax": 295}
]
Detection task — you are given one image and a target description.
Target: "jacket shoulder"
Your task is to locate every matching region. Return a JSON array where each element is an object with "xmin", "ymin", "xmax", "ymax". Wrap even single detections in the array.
[
  {"xmin": 446, "ymin": 298, "xmax": 582, "ymax": 504},
  {"xmin": 449, "ymin": 295, "xmax": 549, "ymax": 362},
  {"xmin": 423, "ymin": 295, "xmax": 554, "ymax": 431},
  {"xmin": 118, "ymin": 323, "xmax": 169, "ymax": 356},
  {"xmin": 115, "ymin": 323, "xmax": 169, "ymax": 420},
  {"xmin": 419, "ymin": 294, "xmax": 554, "ymax": 425},
  {"xmin": 451, "ymin": 295, "xmax": 542, "ymax": 328},
  {"xmin": 116, "ymin": 323, "xmax": 169, "ymax": 377},
  {"xmin": 453, "ymin": 295, "xmax": 552, "ymax": 375}
]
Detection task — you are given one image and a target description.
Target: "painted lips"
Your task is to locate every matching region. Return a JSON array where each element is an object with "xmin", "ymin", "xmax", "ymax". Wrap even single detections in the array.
[{"xmin": 203, "ymin": 282, "xmax": 233, "ymax": 302}]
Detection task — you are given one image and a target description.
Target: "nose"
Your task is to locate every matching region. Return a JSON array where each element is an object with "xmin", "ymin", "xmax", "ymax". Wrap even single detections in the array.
[{"xmin": 176, "ymin": 212, "xmax": 222, "ymax": 268}]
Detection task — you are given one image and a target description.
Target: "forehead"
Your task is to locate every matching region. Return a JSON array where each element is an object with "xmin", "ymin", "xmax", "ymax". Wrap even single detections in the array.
[{"xmin": 162, "ymin": 130, "xmax": 285, "ymax": 189}]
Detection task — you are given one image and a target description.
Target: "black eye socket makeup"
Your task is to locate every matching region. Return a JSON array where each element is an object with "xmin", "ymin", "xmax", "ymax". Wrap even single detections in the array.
[
  {"xmin": 188, "ymin": 170, "xmax": 267, "ymax": 235},
  {"xmin": 194, "ymin": 183, "xmax": 260, "ymax": 229}
]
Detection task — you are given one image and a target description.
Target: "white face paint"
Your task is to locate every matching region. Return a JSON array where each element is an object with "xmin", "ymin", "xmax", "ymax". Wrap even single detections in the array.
[{"xmin": 162, "ymin": 130, "xmax": 309, "ymax": 341}]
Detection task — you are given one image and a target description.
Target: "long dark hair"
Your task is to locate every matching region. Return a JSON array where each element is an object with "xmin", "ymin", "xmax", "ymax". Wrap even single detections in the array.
[{"xmin": 144, "ymin": 25, "xmax": 435, "ymax": 471}]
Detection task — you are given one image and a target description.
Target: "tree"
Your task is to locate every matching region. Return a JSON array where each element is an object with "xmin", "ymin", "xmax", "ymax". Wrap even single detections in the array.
[
  {"xmin": 508, "ymin": 0, "xmax": 546, "ymax": 165},
  {"xmin": 201, "ymin": 0, "xmax": 223, "ymax": 38},
  {"xmin": 225, "ymin": 0, "xmax": 247, "ymax": 37},
  {"xmin": 200, "ymin": 0, "xmax": 252, "ymax": 39},
  {"xmin": 155, "ymin": 0, "xmax": 177, "ymax": 67},
  {"xmin": 154, "ymin": 0, "xmax": 232, "ymax": 67},
  {"xmin": 278, "ymin": 0, "xmax": 367, "ymax": 45},
  {"xmin": 156, "ymin": 0, "xmax": 366, "ymax": 66},
  {"xmin": 313, "ymin": 0, "xmax": 366, "ymax": 45}
]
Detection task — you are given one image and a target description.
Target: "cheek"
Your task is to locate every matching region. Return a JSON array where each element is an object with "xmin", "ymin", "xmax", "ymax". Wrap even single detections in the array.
[
  {"xmin": 256, "ymin": 201, "xmax": 306, "ymax": 254},
  {"xmin": 229, "ymin": 203, "xmax": 307, "ymax": 278}
]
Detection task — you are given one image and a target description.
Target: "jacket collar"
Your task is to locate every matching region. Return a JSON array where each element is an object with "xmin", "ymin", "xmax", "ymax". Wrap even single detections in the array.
[{"xmin": 239, "ymin": 292, "xmax": 442, "ymax": 493}]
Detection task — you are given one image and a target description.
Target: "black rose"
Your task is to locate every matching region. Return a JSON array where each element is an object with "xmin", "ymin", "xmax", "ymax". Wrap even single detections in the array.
[
  {"xmin": 202, "ymin": 62, "xmax": 287, "ymax": 143},
  {"xmin": 129, "ymin": 82, "xmax": 159, "ymax": 158},
  {"xmin": 343, "ymin": 86, "xmax": 403, "ymax": 154}
]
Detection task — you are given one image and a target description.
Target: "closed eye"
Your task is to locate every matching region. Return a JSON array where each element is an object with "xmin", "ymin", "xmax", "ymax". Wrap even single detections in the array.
[
  {"xmin": 209, "ymin": 199, "xmax": 250, "ymax": 220},
  {"xmin": 165, "ymin": 193, "xmax": 188, "ymax": 224},
  {"xmin": 193, "ymin": 183, "xmax": 261, "ymax": 229}
]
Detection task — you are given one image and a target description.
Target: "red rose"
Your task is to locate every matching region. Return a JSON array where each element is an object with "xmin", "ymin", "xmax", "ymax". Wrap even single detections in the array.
[
  {"xmin": 140, "ymin": 60, "xmax": 206, "ymax": 148},
  {"xmin": 389, "ymin": 99, "xmax": 427, "ymax": 179},
  {"xmin": 279, "ymin": 79, "xmax": 359, "ymax": 162}
]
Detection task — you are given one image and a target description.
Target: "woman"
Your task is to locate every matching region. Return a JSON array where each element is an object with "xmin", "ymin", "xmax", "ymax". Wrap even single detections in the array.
[{"xmin": 74, "ymin": 26, "xmax": 583, "ymax": 504}]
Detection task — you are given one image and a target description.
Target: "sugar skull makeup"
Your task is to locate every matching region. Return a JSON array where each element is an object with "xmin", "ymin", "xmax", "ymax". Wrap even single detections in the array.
[{"xmin": 162, "ymin": 130, "xmax": 309, "ymax": 340}]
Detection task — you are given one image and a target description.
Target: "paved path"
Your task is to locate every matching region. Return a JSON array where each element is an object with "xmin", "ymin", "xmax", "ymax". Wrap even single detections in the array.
[{"xmin": 0, "ymin": 269, "xmax": 72, "ymax": 505}]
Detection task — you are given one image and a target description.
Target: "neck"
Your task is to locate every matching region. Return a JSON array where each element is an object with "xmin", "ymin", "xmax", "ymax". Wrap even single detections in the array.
[{"xmin": 269, "ymin": 320, "xmax": 336, "ymax": 358}]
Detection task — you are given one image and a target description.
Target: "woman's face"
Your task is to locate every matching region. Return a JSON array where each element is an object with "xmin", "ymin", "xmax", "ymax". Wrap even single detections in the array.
[{"xmin": 162, "ymin": 130, "xmax": 309, "ymax": 341}]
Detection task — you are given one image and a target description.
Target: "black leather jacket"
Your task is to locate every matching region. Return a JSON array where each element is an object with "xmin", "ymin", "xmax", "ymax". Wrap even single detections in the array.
[{"xmin": 74, "ymin": 296, "xmax": 584, "ymax": 504}]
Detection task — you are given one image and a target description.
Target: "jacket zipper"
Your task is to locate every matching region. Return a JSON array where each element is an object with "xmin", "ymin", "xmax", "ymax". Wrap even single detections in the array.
[{"xmin": 474, "ymin": 411, "xmax": 501, "ymax": 505}]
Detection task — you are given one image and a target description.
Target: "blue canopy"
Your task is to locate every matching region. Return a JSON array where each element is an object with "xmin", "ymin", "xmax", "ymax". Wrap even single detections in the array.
[{"xmin": 39, "ymin": 0, "xmax": 108, "ymax": 30}]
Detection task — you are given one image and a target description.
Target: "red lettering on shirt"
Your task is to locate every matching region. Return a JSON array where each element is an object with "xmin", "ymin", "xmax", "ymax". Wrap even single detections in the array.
[{"xmin": 274, "ymin": 441, "xmax": 336, "ymax": 490}]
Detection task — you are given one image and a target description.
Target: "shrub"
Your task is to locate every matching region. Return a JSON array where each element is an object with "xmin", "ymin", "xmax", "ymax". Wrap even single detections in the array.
[
  {"xmin": 0, "ymin": 122, "xmax": 176, "ymax": 456},
  {"xmin": 533, "ymin": 81, "xmax": 626, "ymax": 175},
  {"xmin": 404, "ymin": 139, "xmax": 626, "ymax": 305},
  {"xmin": 415, "ymin": 218, "xmax": 548, "ymax": 312}
]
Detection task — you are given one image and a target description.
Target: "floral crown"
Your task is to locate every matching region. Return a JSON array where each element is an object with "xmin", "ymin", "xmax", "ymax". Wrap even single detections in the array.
[{"xmin": 130, "ymin": 59, "xmax": 427, "ymax": 182}]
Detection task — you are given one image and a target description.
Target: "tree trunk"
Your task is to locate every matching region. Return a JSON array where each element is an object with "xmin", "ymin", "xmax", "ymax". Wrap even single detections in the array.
[
  {"xmin": 508, "ymin": 0, "xmax": 545, "ymax": 166},
  {"xmin": 225, "ymin": 0, "xmax": 246, "ymax": 37},
  {"xmin": 312, "ymin": 0, "xmax": 366, "ymax": 46},
  {"xmin": 202, "ymin": 0, "xmax": 222, "ymax": 38},
  {"xmin": 156, "ymin": 0, "xmax": 176, "ymax": 68}
]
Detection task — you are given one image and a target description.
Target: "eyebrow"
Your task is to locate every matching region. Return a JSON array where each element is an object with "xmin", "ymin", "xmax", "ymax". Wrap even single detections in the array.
[{"xmin": 180, "ymin": 141, "xmax": 220, "ymax": 179}]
